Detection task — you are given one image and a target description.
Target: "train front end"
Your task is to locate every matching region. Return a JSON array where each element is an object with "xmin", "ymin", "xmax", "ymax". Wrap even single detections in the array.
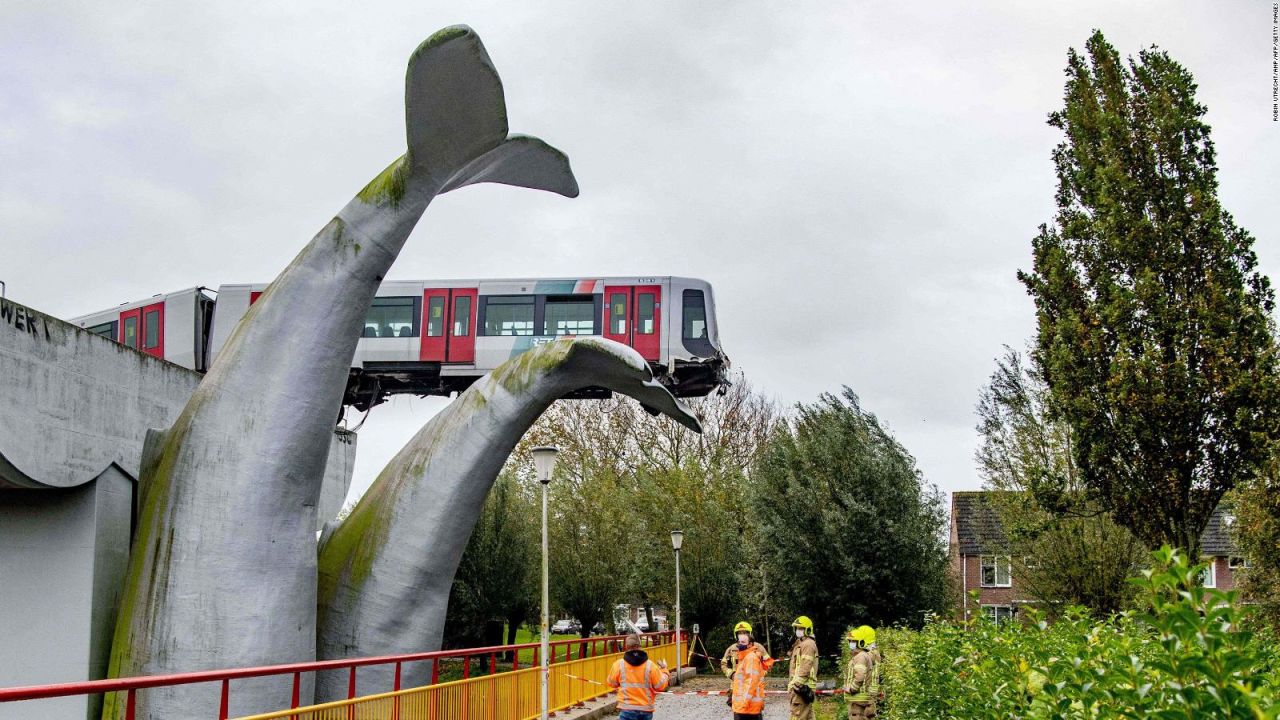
[{"xmin": 665, "ymin": 277, "xmax": 730, "ymax": 397}]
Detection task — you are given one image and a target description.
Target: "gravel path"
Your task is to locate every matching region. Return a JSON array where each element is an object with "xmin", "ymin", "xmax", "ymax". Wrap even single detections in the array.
[
  {"xmin": 650, "ymin": 691, "xmax": 790, "ymax": 719},
  {"xmin": 648, "ymin": 676, "xmax": 792, "ymax": 720}
]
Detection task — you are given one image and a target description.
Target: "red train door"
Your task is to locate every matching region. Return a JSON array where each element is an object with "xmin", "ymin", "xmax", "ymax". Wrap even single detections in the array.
[
  {"xmin": 139, "ymin": 301, "xmax": 164, "ymax": 359},
  {"xmin": 632, "ymin": 284, "xmax": 661, "ymax": 361},
  {"xmin": 447, "ymin": 288, "xmax": 477, "ymax": 364},
  {"xmin": 421, "ymin": 289, "xmax": 449, "ymax": 361},
  {"xmin": 603, "ymin": 285, "xmax": 661, "ymax": 362},
  {"xmin": 604, "ymin": 285, "xmax": 631, "ymax": 348},
  {"xmin": 119, "ymin": 308, "xmax": 141, "ymax": 349}
]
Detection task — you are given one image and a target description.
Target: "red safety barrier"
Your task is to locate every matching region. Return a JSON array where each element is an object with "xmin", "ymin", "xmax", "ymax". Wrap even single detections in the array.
[{"xmin": 0, "ymin": 630, "xmax": 680, "ymax": 720}]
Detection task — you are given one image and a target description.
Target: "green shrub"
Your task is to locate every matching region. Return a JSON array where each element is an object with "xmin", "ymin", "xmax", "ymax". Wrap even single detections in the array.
[{"xmin": 879, "ymin": 547, "xmax": 1279, "ymax": 719}]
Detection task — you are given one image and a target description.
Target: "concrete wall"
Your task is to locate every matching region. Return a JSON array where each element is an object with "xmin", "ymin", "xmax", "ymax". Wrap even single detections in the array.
[
  {"xmin": 0, "ymin": 298, "xmax": 199, "ymax": 490},
  {"xmin": 0, "ymin": 297, "xmax": 355, "ymax": 714},
  {"xmin": 0, "ymin": 468, "xmax": 131, "ymax": 720}
]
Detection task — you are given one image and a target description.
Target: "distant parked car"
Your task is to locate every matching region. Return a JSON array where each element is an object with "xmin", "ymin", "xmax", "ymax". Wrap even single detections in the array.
[
  {"xmin": 634, "ymin": 620, "xmax": 649, "ymax": 632},
  {"xmin": 551, "ymin": 619, "xmax": 574, "ymax": 634}
]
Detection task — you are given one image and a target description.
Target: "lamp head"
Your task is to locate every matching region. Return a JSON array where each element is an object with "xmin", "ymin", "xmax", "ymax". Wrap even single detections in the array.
[
  {"xmin": 670, "ymin": 529, "xmax": 684, "ymax": 551},
  {"xmin": 531, "ymin": 445, "xmax": 559, "ymax": 485}
]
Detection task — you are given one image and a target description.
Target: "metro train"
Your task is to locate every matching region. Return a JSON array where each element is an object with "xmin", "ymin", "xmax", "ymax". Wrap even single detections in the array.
[{"xmin": 68, "ymin": 276, "xmax": 729, "ymax": 410}]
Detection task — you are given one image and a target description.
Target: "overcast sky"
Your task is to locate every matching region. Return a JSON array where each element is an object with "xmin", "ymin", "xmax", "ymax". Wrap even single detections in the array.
[{"xmin": 2, "ymin": 1, "xmax": 1276, "ymax": 505}]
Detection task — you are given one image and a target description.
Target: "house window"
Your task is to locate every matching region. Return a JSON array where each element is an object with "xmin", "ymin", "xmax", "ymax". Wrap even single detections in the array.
[
  {"xmin": 980, "ymin": 555, "xmax": 1011, "ymax": 587},
  {"xmin": 1199, "ymin": 560, "xmax": 1217, "ymax": 588},
  {"xmin": 1229, "ymin": 557, "xmax": 1252, "ymax": 569},
  {"xmin": 982, "ymin": 605, "xmax": 1015, "ymax": 626}
]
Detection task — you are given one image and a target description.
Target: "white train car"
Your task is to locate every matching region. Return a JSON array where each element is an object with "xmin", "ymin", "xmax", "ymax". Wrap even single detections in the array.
[
  {"xmin": 72, "ymin": 286, "xmax": 216, "ymax": 371},
  {"xmin": 69, "ymin": 276, "xmax": 728, "ymax": 410}
]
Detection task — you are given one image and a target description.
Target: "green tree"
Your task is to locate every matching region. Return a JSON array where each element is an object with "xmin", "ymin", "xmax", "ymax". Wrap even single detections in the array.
[
  {"xmin": 548, "ymin": 467, "xmax": 632, "ymax": 640},
  {"xmin": 751, "ymin": 388, "xmax": 950, "ymax": 644},
  {"xmin": 517, "ymin": 374, "xmax": 780, "ymax": 647},
  {"xmin": 1019, "ymin": 30, "xmax": 1280, "ymax": 556},
  {"xmin": 976, "ymin": 348, "xmax": 1146, "ymax": 615},
  {"xmin": 443, "ymin": 472, "xmax": 538, "ymax": 649}
]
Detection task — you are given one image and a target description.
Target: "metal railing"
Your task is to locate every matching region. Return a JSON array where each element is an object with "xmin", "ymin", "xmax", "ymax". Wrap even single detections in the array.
[
  {"xmin": 233, "ymin": 639, "xmax": 684, "ymax": 720},
  {"xmin": 0, "ymin": 631, "xmax": 679, "ymax": 720}
]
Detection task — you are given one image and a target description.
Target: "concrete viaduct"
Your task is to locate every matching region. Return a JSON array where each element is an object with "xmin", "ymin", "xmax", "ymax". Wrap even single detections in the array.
[{"xmin": 0, "ymin": 296, "xmax": 355, "ymax": 720}]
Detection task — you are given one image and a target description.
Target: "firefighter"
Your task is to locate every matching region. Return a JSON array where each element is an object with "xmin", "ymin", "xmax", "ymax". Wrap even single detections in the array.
[
  {"xmin": 720, "ymin": 621, "xmax": 774, "ymax": 720},
  {"xmin": 844, "ymin": 626, "xmax": 881, "ymax": 719},
  {"xmin": 786, "ymin": 616, "xmax": 820, "ymax": 720},
  {"xmin": 606, "ymin": 633, "xmax": 670, "ymax": 720}
]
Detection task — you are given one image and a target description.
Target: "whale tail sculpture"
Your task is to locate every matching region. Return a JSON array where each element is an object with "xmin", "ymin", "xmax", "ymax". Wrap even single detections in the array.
[
  {"xmin": 315, "ymin": 337, "xmax": 700, "ymax": 699},
  {"xmin": 361, "ymin": 26, "xmax": 578, "ymax": 210},
  {"xmin": 104, "ymin": 26, "xmax": 578, "ymax": 720}
]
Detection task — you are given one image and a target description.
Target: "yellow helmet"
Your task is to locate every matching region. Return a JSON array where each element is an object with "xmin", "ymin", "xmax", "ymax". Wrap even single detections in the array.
[
  {"xmin": 848, "ymin": 626, "xmax": 876, "ymax": 646},
  {"xmin": 733, "ymin": 621, "xmax": 753, "ymax": 635},
  {"xmin": 791, "ymin": 615, "xmax": 814, "ymax": 633}
]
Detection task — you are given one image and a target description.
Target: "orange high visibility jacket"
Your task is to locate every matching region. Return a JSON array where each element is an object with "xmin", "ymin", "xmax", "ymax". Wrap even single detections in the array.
[
  {"xmin": 726, "ymin": 643, "xmax": 774, "ymax": 714},
  {"xmin": 607, "ymin": 656, "xmax": 670, "ymax": 712}
]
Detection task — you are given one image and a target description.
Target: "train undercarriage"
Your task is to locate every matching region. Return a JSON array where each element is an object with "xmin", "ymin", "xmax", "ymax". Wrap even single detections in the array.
[{"xmin": 342, "ymin": 354, "xmax": 729, "ymax": 412}]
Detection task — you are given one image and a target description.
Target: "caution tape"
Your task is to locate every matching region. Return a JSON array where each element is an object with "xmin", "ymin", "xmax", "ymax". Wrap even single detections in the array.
[{"xmin": 562, "ymin": 673, "xmax": 846, "ymax": 697}]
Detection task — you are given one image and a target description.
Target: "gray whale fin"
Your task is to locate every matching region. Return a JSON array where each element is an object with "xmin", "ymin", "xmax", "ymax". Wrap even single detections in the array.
[
  {"xmin": 314, "ymin": 338, "xmax": 697, "ymax": 698},
  {"xmin": 401, "ymin": 26, "xmax": 577, "ymax": 198}
]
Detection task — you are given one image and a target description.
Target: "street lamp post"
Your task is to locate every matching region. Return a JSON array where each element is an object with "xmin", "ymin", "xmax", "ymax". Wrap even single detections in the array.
[
  {"xmin": 532, "ymin": 446, "xmax": 560, "ymax": 720},
  {"xmin": 670, "ymin": 529, "xmax": 683, "ymax": 687}
]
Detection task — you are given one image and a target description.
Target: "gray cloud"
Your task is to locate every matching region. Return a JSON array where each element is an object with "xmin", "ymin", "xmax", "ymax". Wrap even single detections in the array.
[{"xmin": 2, "ymin": 0, "xmax": 1275, "ymax": 504}]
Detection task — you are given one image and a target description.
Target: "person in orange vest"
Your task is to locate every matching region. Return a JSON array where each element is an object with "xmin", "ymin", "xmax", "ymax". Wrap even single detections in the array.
[
  {"xmin": 720, "ymin": 621, "xmax": 775, "ymax": 720},
  {"xmin": 606, "ymin": 633, "xmax": 670, "ymax": 720}
]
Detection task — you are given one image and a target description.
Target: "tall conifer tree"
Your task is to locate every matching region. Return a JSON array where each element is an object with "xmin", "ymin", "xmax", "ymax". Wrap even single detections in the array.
[{"xmin": 1019, "ymin": 31, "xmax": 1280, "ymax": 555}]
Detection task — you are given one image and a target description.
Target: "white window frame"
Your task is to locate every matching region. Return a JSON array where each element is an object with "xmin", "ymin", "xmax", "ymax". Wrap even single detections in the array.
[
  {"xmin": 1229, "ymin": 556, "xmax": 1252, "ymax": 570},
  {"xmin": 982, "ymin": 604, "xmax": 1014, "ymax": 626},
  {"xmin": 1199, "ymin": 559, "xmax": 1217, "ymax": 588},
  {"xmin": 980, "ymin": 555, "xmax": 1012, "ymax": 588}
]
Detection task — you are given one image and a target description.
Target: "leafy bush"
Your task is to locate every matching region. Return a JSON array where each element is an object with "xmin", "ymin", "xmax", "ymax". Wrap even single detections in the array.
[{"xmin": 879, "ymin": 548, "xmax": 1279, "ymax": 718}]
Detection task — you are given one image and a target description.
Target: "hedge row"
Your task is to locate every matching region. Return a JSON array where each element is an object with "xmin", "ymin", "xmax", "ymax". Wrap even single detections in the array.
[{"xmin": 877, "ymin": 548, "xmax": 1280, "ymax": 719}]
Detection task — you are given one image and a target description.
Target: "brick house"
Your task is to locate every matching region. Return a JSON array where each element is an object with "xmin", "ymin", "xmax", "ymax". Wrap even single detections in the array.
[{"xmin": 949, "ymin": 491, "xmax": 1248, "ymax": 623}]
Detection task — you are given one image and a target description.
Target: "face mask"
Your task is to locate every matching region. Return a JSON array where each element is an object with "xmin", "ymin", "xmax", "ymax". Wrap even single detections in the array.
[
  {"xmin": 737, "ymin": 634, "xmax": 750, "ymax": 646},
  {"xmin": 795, "ymin": 628, "xmax": 806, "ymax": 638}
]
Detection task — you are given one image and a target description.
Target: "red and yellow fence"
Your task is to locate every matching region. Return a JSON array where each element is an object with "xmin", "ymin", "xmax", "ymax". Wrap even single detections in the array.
[{"xmin": 232, "ymin": 640, "xmax": 684, "ymax": 720}]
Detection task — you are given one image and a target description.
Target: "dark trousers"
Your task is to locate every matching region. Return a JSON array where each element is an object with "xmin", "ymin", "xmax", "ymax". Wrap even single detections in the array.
[{"xmin": 734, "ymin": 714, "xmax": 763, "ymax": 720}]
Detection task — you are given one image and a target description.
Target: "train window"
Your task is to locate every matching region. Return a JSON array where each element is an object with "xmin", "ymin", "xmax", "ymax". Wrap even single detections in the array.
[
  {"xmin": 453, "ymin": 295, "xmax": 471, "ymax": 337},
  {"xmin": 144, "ymin": 310, "xmax": 160, "ymax": 349},
  {"xmin": 368, "ymin": 296, "xmax": 419, "ymax": 339},
  {"xmin": 682, "ymin": 290, "xmax": 707, "ymax": 340},
  {"xmin": 610, "ymin": 293, "xmax": 627, "ymax": 334},
  {"xmin": 427, "ymin": 297, "xmax": 445, "ymax": 337},
  {"xmin": 637, "ymin": 293, "xmax": 655, "ymax": 334},
  {"xmin": 123, "ymin": 316, "xmax": 138, "ymax": 348},
  {"xmin": 87, "ymin": 321, "xmax": 116, "ymax": 339},
  {"xmin": 544, "ymin": 296, "xmax": 594, "ymax": 336},
  {"xmin": 484, "ymin": 296, "xmax": 535, "ymax": 336}
]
